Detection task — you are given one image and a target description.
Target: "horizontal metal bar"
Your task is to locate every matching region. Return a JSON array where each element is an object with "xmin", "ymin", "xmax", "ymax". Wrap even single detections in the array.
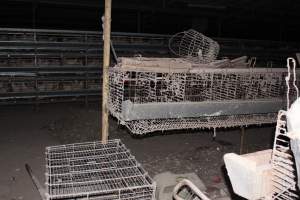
[
  {"xmin": 1, "ymin": 76, "xmax": 100, "ymax": 81},
  {"xmin": 0, "ymin": 96, "xmax": 100, "ymax": 106},
  {"xmin": 0, "ymin": 89, "xmax": 100, "ymax": 99},
  {"xmin": 0, "ymin": 28, "xmax": 171, "ymax": 38},
  {"xmin": 0, "ymin": 65, "xmax": 100, "ymax": 72}
]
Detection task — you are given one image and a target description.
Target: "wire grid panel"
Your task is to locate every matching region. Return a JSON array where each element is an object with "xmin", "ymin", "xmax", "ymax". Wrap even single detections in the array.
[
  {"xmin": 109, "ymin": 68, "xmax": 299, "ymax": 104},
  {"xmin": 270, "ymin": 111, "xmax": 299, "ymax": 199},
  {"xmin": 124, "ymin": 114, "xmax": 278, "ymax": 135},
  {"xmin": 45, "ymin": 139, "xmax": 156, "ymax": 200},
  {"xmin": 169, "ymin": 29, "xmax": 220, "ymax": 64},
  {"xmin": 109, "ymin": 67, "xmax": 300, "ymax": 135}
]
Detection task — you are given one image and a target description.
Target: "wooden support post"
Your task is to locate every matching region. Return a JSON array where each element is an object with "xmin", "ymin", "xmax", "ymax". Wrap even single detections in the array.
[
  {"xmin": 239, "ymin": 127, "xmax": 245, "ymax": 154},
  {"xmin": 101, "ymin": 0, "xmax": 112, "ymax": 143}
]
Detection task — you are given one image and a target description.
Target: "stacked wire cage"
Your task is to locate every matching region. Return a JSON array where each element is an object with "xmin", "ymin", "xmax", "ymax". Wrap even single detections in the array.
[
  {"xmin": 45, "ymin": 139, "xmax": 156, "ymax": 200},
  {"xmin": 109, "ymin": 65, "xmax": 300, "ymax": 135}
]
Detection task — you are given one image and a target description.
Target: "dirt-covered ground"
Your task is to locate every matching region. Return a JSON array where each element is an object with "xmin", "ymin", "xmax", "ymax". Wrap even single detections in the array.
[{"xmin": 0, "ymin": 103, "xmax": 275, "ymax": 200}]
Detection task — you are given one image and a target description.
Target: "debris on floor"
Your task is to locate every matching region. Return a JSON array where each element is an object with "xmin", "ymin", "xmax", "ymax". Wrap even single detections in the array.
[{"xmin": 154, "ymin": 171, "xmax": 206, "ymax": 200}]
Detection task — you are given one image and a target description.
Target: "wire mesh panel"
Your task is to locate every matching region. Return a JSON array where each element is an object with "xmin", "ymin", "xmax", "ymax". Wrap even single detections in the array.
[
  {"xmin": 270, "ymin": 111, "xmax": 299, "ymax": 199},
  {"xmin": 45, "ymin": 139, "xmax": 156, "ymax": 200},
  {"xmin": 169, "ymin": 29, "xmax": 220, "ymax": 64},
  {"xmin": 123, "ymin": 114, "xmax": 278, "ymax": 135},
  {"xmin": 109, "ymin": 65, "xmax": 300, "ymax": 135}
]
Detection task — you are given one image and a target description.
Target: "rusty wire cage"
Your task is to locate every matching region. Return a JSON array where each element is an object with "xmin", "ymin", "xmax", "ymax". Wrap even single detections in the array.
[
  {"xmin": 169, "ymin": 29, "xmax": 220, "ymax": 64},
  {"xmin": 108, "ymin": 59, "xmax": 300, "ymax": 135}
]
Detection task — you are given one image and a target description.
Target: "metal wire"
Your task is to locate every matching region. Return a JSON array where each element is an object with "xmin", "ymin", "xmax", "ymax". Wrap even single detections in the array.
[
  {"xmin": 269, "ymin": 58, "xmax": 300, "ymax": 199},
  {"xmin": 122, "ymin": 114, "xmax": 277, "ymax": 135},
  {"xmin": 45, "ymin": 139, "xmax": 156, "ymax": 200},
  {"xmin": 169, "ymin": 29, "xmax": 220, "ymax": 64},
  {"xmin": 173, "ymin": 179, "xmax": 210, "ymax": 200},
  {"xmin": 269, "ymin": 111, "xmax": 299, "ymax": 199},
  {"xmin": 108, "ymin": 66, "xmax": 300, "ymax": 135}
]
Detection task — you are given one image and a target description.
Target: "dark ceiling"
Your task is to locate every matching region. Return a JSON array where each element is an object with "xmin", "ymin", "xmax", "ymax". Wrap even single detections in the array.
[{"xmin": 1, "ymin": 0, "xmax": 300, "ymax": 41}]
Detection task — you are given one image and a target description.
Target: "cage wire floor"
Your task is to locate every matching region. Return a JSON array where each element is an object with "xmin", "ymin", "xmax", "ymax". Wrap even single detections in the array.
[{"xmin": 45, "ymin": 139, "xmax": 156, "ymax": 200}]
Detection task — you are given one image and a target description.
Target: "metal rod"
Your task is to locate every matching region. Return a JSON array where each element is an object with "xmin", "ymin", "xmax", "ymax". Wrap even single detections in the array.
[
  {"xmin": 25, "ymin": 164, "xmax": 46, "ymax": 200},
  {"xmin": 110, "ymin": 40, "xmax": 118, "ymax": 63},
  {"xmin": 101, "ymin": 0, "xmax": 112, "ymax": 143},
  {"xmin": 173, "ymin": 179, "xmax": 210, "ymax": 200}
]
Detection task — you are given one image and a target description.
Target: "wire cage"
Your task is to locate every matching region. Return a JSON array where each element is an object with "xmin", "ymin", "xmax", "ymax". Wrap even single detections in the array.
[
  {"xmin": 169, "ymin": 29, "xmax": 220, "ymax": 64},
  {"xmin": 45, "ymin": 139, "xmax": 156, "ymax": 200},
  {"xmin": 108, "ymin": 62, "xmax": 300, "ymax": 135},
  {"xmin": 270, "ymin": 110, "xmax": 299, "ymax": 199}
]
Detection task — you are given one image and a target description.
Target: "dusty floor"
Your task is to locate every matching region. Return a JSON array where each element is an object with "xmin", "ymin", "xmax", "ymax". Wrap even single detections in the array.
[{"xmin": 0, "ymin": 103, "xmax": 275, "ymax": 200}]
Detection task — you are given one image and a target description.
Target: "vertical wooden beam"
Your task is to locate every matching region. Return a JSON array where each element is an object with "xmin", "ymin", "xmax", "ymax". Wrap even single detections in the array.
[{"xmin": 102, "ymin": 0, "xmax": 112, "ymax": 143}]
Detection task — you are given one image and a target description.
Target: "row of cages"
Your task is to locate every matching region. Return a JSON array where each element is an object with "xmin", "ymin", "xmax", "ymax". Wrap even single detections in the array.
[
  {"xmin": 1, "ymin": 28, "xmax": 300, "ymax": 51},
  {"xmin": 1, "ymin": 28, "xmax": 299, "ymax": 69},
  {"xmin": 0, "ymin": 94, "xmax": 100, "ymax": 105},
  {"xmin": 0, "ymin": 28, "xmax": 168, "ymax": 45},
  {"xmin": 0, "ymin": 29, "xmax": 98, "ymax": 105},
  {"xmin": 0, "ymin": 28, "xmax": 299, "ymax": 65},
  {"xmin": 109, "ymin": 69, "xmax": 300, "ymax": 105},
  {"xmin": 0, "ymin": 81, "xmax": 101, "ymax": 105},
  {"xmin": 0, "ymin": 29, "xmax": 170, "ymax": 105},
  {"xmin": 108, "ymin": 67, "xmax": 300, "ymax": 134},
  {"xmin": 0, "ymin": 77, "xmax": 100, "ymax": 93},
  {"xmin": 1, "ymin": 28, "xmax": 300, "ymax": 105},
  {"xmin": 0, "ymin": 54, "xmax": 101, "ymax": 68}
]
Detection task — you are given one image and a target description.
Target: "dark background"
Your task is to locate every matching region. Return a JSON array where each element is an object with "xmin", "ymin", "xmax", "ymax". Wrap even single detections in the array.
[{"xmin": 1, "ymin": 0, "xmax": 300, "ymax": 41}]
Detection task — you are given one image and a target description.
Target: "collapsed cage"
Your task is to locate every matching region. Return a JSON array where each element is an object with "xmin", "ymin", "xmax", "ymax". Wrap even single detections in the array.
[
  {"xmin": 45, "ymin": 139, "xmax": 156, "ymax": 200},
  {"xmin": 108, "ymin": 58, "xmax": 300, "ymax": 135}
]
